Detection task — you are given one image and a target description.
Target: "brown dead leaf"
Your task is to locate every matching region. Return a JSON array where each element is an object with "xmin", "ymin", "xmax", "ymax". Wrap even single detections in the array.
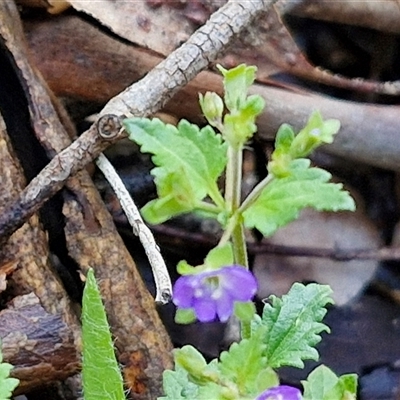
[{"xmin": 68, "ymin": 0, "xmax": 195, "ymax": 54}]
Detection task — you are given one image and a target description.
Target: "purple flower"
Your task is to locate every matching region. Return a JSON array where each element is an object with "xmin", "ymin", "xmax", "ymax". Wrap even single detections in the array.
[
  {"xmin": 256, "ymin": 385, "xmax": 302, "ymax": 400},
  {"xmin": 172, "ymin": 265, "xmax": 257, "ymax": 322}
]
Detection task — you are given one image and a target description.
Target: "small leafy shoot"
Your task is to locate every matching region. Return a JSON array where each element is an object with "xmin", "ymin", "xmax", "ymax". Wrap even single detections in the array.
[{"xmin": 269, "ymin": 111, "xmax": 341, "ymax": 177}]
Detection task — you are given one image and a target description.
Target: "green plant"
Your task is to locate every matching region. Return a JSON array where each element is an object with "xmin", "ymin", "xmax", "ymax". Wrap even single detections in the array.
[{"xmin": 81, "ymin": 64, "xmax": 357, "ymax": 400}]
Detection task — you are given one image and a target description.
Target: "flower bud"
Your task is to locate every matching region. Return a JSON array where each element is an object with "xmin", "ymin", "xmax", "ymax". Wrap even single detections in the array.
[{"xmin": 199, "ymin": 92, "xmax": 224, "ymax": 127}]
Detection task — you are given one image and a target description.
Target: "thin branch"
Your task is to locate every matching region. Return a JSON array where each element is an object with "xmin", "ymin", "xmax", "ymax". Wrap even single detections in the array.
[
  {"xmin": 95, "ymin": 153, "xmax": 172, "ymax": 304},
  {"xmin": 0, "ymin": 0, "xmax": 279, "ymax": 244}
]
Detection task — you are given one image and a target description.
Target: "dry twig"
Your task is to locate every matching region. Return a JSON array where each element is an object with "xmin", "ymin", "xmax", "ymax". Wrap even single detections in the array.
[
  {"xmin": 0, "ymin": 0, "xmax": 279, "ymax": 243},
  {"xmin": 95, "ymin": 153, "xmax": 172, "ymax": 304}
]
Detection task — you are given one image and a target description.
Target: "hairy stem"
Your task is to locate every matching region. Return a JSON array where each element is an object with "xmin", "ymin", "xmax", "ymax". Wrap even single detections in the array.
[{"xmin": 225, "ymin": 146, "xmax": 248, "ymax": 268}]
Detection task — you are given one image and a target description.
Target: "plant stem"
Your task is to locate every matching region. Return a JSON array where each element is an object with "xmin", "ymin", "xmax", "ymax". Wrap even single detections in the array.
[
  {"xmin": 225, "ymin": 146, "xmax": 242, "ymax": 214},
  {"xmin": 209, "ymin": 183, "xmax": 226, "ymax": 210},
  {"xmin": 224, "ymin": 146, "xmax": 248, "ymax": 268},
  {"xmin": 238, "ymin": 174, "xmax": 274, "ymax": 214},
  {"xmin": 196, "ymin": 200, "xmax": 223, "ymax": 215}
]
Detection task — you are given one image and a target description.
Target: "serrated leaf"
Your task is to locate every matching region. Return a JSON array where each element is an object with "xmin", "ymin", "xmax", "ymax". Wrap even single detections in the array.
[
  {"xmin": 243, "ymin": 161, "xmax": 356, "ymax": 237},
  {"xmin": 302, "ymin": 365, "xmax": 357, "ymax": 400},
  {"xmin": 259, "ymin": 283, "xmax": 334, "ymax": 369},
  {"xmin": 219, "ymin": 328, "xmax": 274, "ymax": 395},
  {"xmin": 0, "ymin": 344, "xmax": 19, "ymax": 400},
  {"xmin": 158, "ymin": 367, "xmax": 198, "ymax": 400},
  {"xmin": 124, "ymin": 117, "xmax": 227, "ymax": 221},
  {"xmin": 82, "ymin": 269, "xmax": 125, "ymax": 400}
]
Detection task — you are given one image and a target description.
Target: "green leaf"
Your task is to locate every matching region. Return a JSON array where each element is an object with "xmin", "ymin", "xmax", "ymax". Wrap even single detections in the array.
[
  {"xmin": 82, "ymin": 269, "xmax": 125, "ymax": 400},
  {"xmin": 141, "ymin": 169, "xmax": 197, "ymax": 224},
  {"xmin": 217, "ymin": 64, "xmax": 257, "ymax": 111},
  {"xmin": 175, "ymin": 308, "xmax": 197, "ymax": 324},
  {"xmin": 243, "ymin": 160, "xmax": 356, "ymax": 237},
  {"xmin": 158, "ymin": 366, "xmax": 198, "ymax": 399},
  {"xmin": 159, "ymin": 364, "xmax": 227, "ymax": 399},
  {"xmin": 259, "ymin": 283, "xmax": 334, "ymax": 369},
  {"xmin": 174, "ymin": 346, "xmax": 208, "ymax": 381},
  {"xmin": 219, "ymin": 328, "xmax": 277, "ymax": 395},
  {"xmin": 275, "ymin": 124, "xmax": 296, "ymax": 153},
  {"xmin": 223, "ymin": 95, "xmax": 265, "ymax": 148},
  {"xmin": 174, "ymin": 346, "xmax": 221, "ymax": 386},
  {"xmin": 176, "ymin": 260, "xmax": 198, "ymax": 275},
  {"xmin": 340, "ymin": 374, "xmax": 358, "ymax": 396},
  {"xmin": 124, "ymin": 117, "xmax": 227, "ymax": 222},
  {"xmin": 204, "ymin": 243, "xmax": 234, "ymax": 270},
  {"xmin": 160, "ymin": 354, "xmax": 229, "ymax": 400},
  {"xmin": 0, "ymin": 342, "xmax": 19, "ymax": 400},
  {"xmin": 302, "ymin": 365, "xmax": 358, "ymax": 400}
]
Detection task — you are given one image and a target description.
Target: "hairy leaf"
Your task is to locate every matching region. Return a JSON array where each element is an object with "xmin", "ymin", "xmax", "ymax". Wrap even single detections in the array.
[
  {"xmin": 158, "ymin": 367, "xmax": 198, "ymax": 400},
  {"xmin": 243, "ymin": 160, "xmax": 355, "ymax": 237},
  {"xmin": 124, "ymin": 117, "xmax": 227, "ymax": 222},
  {"xmin": 82, "ymin": 269, "xmax": 125, "ymax": 400},
  {"xmin": 219, "ymin": 328, "xmax": 278, "ymax": 395},
  {"xmin": 259, "ymin": 283, "xmax": 334, "ymax": 369}
]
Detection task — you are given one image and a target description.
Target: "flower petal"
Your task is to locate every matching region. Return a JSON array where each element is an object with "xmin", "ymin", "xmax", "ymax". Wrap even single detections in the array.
[
  {"xmin": 173, "ymin": 276, "xmax": 197, "ymax": 308},
  {"xmin": 256, "ymin": 385, "xmax": 302, "ymax": 400},
  {"xmin": 216, "ymin": 292, "xmax": 234, "ymax": 322},
  {"xmin": 172, "ymin": 265, "xmax": 258, "ymax": 323},
  {"xmin": 193, "ymin": 297, "xmax": 217, "ymax": 322},
  {"xmin": 220, "ymin": 266, "xmax": 258, "ymax": 301}
]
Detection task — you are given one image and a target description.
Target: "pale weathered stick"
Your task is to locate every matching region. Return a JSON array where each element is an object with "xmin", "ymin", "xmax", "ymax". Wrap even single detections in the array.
[
  {"xmin": 95, "ymin": 153, "xmax": 172, "ymax": 304},
  {"xmin": 0, "ymin": 0, "xmax": 279, "ymax": 243}
]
